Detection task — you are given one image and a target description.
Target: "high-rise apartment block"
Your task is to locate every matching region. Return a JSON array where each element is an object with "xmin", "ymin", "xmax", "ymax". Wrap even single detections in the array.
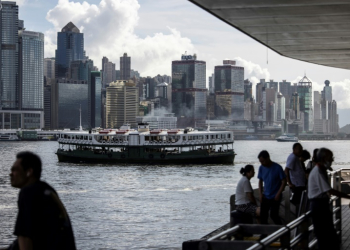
[
  {"xmin": 214, "ymin": 60, "xmax": 244, "ymax": 120},
  {"xmin": 120, "ymin": 53, "xmax": 131, "ymax": 80},
  {"xmin": 209, "ymin": 73, "xmax": 214, "ymax": 94},
  {"xmin": 279, "ymin": 80, "xmax": 292, "ymax": 108},
  {"xmin": 102, "ymin": 58, "xmax": 116, "ymax": 86},
  {"xmin": 277, "ymin": 92, "xmax": 285, "ymax": 121},
  {"xmin": 55, "ymin": 22, "xmax": 85, "ymax": 78},
  {"xmin": 172, "ymin": 54, "xmax": 207, "ymax": 126},
  {"xmin": 106, "ymin": 80, "xmax": 139, "ymax": 128}
]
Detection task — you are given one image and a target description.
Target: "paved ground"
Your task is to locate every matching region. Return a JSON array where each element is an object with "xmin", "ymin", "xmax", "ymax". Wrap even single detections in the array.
[{"xmin": 342, "ymin": 205, "xmax": 350, "ymax": 249}]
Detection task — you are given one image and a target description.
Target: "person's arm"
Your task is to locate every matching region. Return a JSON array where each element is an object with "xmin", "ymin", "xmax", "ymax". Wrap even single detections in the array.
[
  {"xmin": 275, "ymin": 178, "xmax": 287, "ymax": 201},
  {"xmin": 18, "ymin": 236, "xmax": 33, "ymax": 250},
  {"xmin": 247, "ymin": 192, "xmax": 257, "ymax": 205},
  {"xmin": 285, "ymin": 168, "xmax": 295, "ymax": 189},
  {"xmin": 259, "ymin": 179, "xmax": 263, "ymax": 203},
  {"xmin": 329, "ymin": 189, "xmax": 350, "ymax": 199}
]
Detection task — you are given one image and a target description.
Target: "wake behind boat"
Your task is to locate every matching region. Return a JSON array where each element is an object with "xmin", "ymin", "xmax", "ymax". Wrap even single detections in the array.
[
  {"xmin": 276, "ymin": 134, "xmax": 298, "ymax": 142},
  {"xmin": 56, "ymin": 123, "xmax": 236, "ymax": 164}
]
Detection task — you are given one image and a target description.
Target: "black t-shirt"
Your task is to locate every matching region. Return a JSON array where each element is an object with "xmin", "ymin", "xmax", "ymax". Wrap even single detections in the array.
[{"xmin": 14, "ymin": 181, "xmax": 76, "ymax": 250}]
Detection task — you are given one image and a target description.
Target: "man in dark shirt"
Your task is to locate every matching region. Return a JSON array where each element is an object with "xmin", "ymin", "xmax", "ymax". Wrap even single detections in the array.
[
  {"xmin": 5, "ymin": 151, "xmax": 76, "ymax": 250},
  {"xmin": 258, "ymin": 150, "xmax": 287, "ymax": 225}
]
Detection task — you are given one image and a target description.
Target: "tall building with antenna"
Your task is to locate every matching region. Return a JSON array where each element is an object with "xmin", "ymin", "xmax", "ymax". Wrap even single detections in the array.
[{"xmin": 297, "ymin": 75, "xmax": 313, "ymax": 131}]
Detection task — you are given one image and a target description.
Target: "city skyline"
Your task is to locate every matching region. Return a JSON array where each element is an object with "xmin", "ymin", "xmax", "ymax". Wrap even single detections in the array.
[{"xmin": 17, "ymin": 0, "xmax": 350, "ymax": 112}]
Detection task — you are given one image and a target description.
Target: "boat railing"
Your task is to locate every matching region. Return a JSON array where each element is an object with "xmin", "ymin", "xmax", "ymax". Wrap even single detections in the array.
[{"xmin": 183, "ymin": 168, "xmax": 346, "ymax": 250}]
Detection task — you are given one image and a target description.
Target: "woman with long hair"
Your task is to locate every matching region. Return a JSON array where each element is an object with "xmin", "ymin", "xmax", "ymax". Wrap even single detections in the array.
[{"xmin": 235, "ymin": 165, "xmax": 260, "ymax": 217}]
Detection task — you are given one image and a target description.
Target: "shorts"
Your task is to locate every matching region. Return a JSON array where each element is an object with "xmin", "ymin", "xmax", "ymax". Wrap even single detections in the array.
[{"xmin": 236, "ymin": 203, "xmax": 258, "ymax": 216}]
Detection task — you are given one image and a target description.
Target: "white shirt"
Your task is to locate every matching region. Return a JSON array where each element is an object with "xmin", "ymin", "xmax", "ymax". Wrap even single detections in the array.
[
  {"xmin": 235, "ymin": 176, "xmax": 253, "ymax": 205},
  {"xmin": 286, "ymin": 153, "xmax": 306, "ymax": 187},
  {"xmin": 308, "ymin": 165, "xmax": 331, "ymax": 199}
]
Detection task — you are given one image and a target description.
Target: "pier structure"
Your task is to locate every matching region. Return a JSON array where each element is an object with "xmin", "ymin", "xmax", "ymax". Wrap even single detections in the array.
[{"xmin": 183, "ymin": 168, "xmax": 350, "ymax": 249}]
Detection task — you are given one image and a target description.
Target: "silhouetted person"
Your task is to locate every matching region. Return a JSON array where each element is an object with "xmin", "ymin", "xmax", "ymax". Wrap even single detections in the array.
[
  {"xmin": 308, "ymin": 148, "xmax": 350, "ymax": 250},
  {"xmin": 306, "ymin": 148, "xmax": 319, "ymax": 175},
  {"xmin": 285, "ymin": 143, "xmax": 306, "ymax": 208},
  {"xmin": 258, "ymin": 150, "xmax": 286, "ymax": 225},
  {"xmin": 6, "ymin": 151, "xmax": 76, "ymax": 250}
]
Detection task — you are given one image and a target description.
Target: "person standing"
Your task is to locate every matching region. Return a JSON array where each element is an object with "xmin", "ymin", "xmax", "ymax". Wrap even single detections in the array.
[
  {"xmin": 258, "ymin": 150, "xmax": 286, "ymax": 225},
  {"xmin": 5, "ymin": 151, "xmax": 76, "ymax": 250},
  {"xmin": 308, "ymin": 148, "xmax": 350, "ymax": 250},
  {"xmin": 235, "ymin": 165, "xmax": 260, "ymax": 217},
  {"xmin": 285, "ymin": 143, "xmax": 306, "ymax": 207}
]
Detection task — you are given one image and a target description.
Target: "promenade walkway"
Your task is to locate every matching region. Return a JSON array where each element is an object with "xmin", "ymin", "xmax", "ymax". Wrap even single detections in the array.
[{"xmin": 342, "ymin": 204, "xmax": 350, "ymax": 249}]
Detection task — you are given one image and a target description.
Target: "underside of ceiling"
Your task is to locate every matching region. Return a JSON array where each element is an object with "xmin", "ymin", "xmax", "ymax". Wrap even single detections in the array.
[{"xmin": 189, "ymin": 0, "xmax": 350, "ymax": 70}]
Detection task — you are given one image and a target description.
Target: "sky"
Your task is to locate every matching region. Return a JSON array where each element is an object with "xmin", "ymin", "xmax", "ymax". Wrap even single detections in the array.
[{"xmin": 18, "ymin": 0, "xmax": 350, "ymax": 123}]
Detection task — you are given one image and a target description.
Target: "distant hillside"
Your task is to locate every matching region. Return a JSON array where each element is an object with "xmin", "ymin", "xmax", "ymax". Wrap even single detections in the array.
[{"xmin": 339, "ymin": 124, "xmax": 350, "ymax": 134}]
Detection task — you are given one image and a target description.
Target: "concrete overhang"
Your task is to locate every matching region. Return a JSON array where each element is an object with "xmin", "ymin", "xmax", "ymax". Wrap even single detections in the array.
[{"xmin": 189, "ymin": 0, "xmax": 350, "ymax": 70}]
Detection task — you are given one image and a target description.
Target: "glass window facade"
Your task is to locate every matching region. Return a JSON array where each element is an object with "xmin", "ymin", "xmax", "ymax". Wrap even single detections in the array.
[
  {"xmin": 55, "ymin": 23, "xmax": 85, "ymax": 78},
  {"xmin": 214, "ymin": 65, "xmax": 244, "ymax": 120},
  {"xmin": 89, "ymin": 71, "xmax": 101, "ymax": 128},
  {"xmin": 171, "ymin": 59, "xmax": 207, "ymax": 121},
  {"xmin": 0, "ymin": 3, "xmax": 19, "ymax": 109},
  {"xmin": 58, "ymin": 82, "xmax": 88, "ymax": 129},
  {"xmin": 297, "ymin": 77, "xmax": 313, "ymax": 131},
  {"xmin": 20, "ymin": 31, "xmax": 44, "ymax": 110}
]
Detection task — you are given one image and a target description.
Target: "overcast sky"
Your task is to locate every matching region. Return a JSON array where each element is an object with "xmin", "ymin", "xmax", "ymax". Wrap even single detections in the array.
[{"xmin": 18, "ymin": 0, "xmax": 350, "ymax": 111}]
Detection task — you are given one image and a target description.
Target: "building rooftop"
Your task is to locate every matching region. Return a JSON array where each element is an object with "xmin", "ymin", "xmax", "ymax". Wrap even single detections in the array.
[{"xmin": 61, "ymin": 22, "xmax": 80, "ymax": 33}]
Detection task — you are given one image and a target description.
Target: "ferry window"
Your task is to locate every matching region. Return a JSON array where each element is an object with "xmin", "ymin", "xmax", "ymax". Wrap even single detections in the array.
[
  {"xmin": 206, "ymin": 135, "xmax": 209, "ymax": 140},
  {"xmin": 216, "ymin": 135, "xmax": 218, "ymax": 139},
  {"xmin": 211, "ymin": 135, "xmax": 214, "ymax": 139},
  {"xmin": 89, "ymin": 136, "xmax": 91, "ymax": 140},
  {"xmin": 183, "ymin": 136, "xmax": 186, "ymax": 141},
  {"xmin": 228, "ymin": 134, "xmax": 231, "ymax": 138},
  {"xmin": 145, "ymin": 136, "xmax": 149, "ymax": 141},
  {"xmin": 189, "ymin": 136, "xmax": 192, "ymax": 140}
]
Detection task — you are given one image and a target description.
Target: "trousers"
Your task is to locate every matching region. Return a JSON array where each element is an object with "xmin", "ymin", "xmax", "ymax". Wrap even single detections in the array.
[
  {"xmin": 310, "ymin": 198, "xmax": 340, "ymax": 250},
  {"xmin": 260, "ymin": 196, "xmax": 282, "ymax": 225}
]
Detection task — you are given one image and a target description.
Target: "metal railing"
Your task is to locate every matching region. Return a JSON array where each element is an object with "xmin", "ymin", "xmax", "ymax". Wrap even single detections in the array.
[{"xmin": 183, "ymin": 168, "xmax": 349, "ymax": 250}]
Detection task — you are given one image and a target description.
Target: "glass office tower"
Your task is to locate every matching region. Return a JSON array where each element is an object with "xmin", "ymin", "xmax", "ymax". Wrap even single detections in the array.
[
  {"xmin": 55, "ymin": 22, "xmax": 85, "ymax": 78},
  {"xmin": 171, "ymin": 54, "xmax": 206, "ymax": 125},
  {"xmin": 297, "ymin": 76, "xmax": 313, "ymax": 131},
  {"xmin": 0, "ymin": 2, "xmax": 19, "ymax": 109},
  {"xmin": 19, "ymin": 30, "xmax": 44, "ymax": 110},
  {"xmin": 89, "ymin": 71, "xmax": 102, "ymax": 128},
  {"xmin": 214, "ymin": 61, "xmax": 244, "ymax": 120}
]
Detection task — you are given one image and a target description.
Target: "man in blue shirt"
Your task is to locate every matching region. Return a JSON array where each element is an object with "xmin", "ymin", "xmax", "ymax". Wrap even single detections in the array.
[{"xmin": 258, "ymin": 150, "xmax": 287, "ymax": 225}]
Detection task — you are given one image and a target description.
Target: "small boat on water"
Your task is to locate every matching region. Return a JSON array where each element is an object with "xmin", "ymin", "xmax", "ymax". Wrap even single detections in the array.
[
  {"xmin": 0, "ymin": 131, "xmax": 20, "ymax": 141},
  {"xmin": 276, "ymin": 134, "xmax": 298, "ymax": 142},
  {"xmin": 56, "ymin": 123, "xmax": 236, "ymax": 164}
]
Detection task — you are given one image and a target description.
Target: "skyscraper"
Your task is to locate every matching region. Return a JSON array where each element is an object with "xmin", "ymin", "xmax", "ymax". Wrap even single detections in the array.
[
  {"xmin": 120, "ymin": 53, "xmax": 131, "ymax": 80},
  {"xmin": 214, "ymin": 60, "xmax": 244, "ymax": 120},
  {"xmin": 244, "ymin": 79, "xmax": 253, "ymax": 101},
  {"xmin": 172, "ymin": 53, "xmax": 207, "ymax": 125},
  {"xmin": 279, "ymin": 80, "xmax": 292, "ymax": 109},
  {"xmin": 55, "ymin": 22, "xmax": 85, "ymax": 78},
  {"xmin": 106, "ymin": 80, "xmax": 139, "ymax": 128},
  {"xmin": 0, "ymin": 2, "xmax": 19, "ymax": 109},
  {"xmin": 102, "ymin": 61, "xmax": 116, "ymax": 86},
  {"xmin": 89, "ymin": 71, "xmax": 102, "ymax": 128},
  {"xmin": 18, "ymin": 30, "xmax": 44, "ymax": 111},
  {"xmin": 209, "ymin": 73, "xmax": 214, "ymax": 94},
  {"xmin": 68, "ymin": 59, "xmax": 93, "ymax": 81},
  {"xmin": 297, "ymin": 76, "xmax": 313, "ymax": 131},
  {"xmin": 277, "ymin": 92, "xmax": 285, "ymax": 121},
  {"xmin": 44, "ymin": 58, "xmax": 55, "ymax": 81}
]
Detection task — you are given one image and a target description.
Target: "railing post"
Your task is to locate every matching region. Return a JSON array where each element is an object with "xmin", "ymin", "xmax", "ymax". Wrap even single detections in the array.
[
  {"xmin": 336, "ymin": 174, "xmax": 342, "ymax": 244},
  {"xmin": 299, "ymin": 217, "xmax": 309, "ymax": 249},
  {"xmin": 285, "ymin": 185, "xmax": 290, "ymax": 223}
]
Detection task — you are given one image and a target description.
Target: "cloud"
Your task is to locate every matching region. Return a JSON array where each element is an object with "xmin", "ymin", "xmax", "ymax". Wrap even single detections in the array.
[{"xmin": 44, "ymin": 0, "xmax": 194, "ymax": 76}]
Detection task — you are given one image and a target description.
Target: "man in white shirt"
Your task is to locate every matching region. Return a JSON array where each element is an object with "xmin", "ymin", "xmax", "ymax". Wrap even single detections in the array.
[
  {"xmin": 285, "ymin": 143, "xmax": 306, "ymax": 209},
  {"xmin": 308, "ymin": 148, "xmax": 350, "ymax": 250}
]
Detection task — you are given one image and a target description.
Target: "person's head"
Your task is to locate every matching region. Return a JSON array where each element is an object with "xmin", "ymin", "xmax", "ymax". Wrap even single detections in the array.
[
  {"xmin": 300, "ymin": 150, "xmax": 311, "ymax": 163},
  {"xmin": 258, "ymin": 150, "xmax": 271, "ymax": 166},
  {"xmin": 10, "ymin": 151, "xmax": 42, "ymax": 188},
  {"xmin": 240, "ymin": 165, "xmax": 255, "ymax": 179},
  {"xmin": 312, "ymin": 148, "xmax": 318, "ymax": 162},
  {"xmin": 293, "ymin": 143, "xmax": 303, "ymax": 157},
  {"xmin": 316, "ymin": 148, "xmax": 334, "ymax": 170}
]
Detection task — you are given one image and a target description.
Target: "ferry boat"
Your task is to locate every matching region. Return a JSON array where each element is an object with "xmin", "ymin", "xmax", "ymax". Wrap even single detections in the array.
[
  {"xmin": 276, "ymin": 134, "xmax": 298, "ymax": 142},
  {"xmin": 0, "ymin": 131, "xmax": 20, "ymax": 141},
  {"xmin": 56, "ymin": 123, "xmax": 236, "ymax": 164}
]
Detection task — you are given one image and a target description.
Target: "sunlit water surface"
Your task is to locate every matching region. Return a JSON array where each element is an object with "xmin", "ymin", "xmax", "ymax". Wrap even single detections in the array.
[{"xmin": 0, "ymin": 140, "xmax": 349, "ymax": 249}]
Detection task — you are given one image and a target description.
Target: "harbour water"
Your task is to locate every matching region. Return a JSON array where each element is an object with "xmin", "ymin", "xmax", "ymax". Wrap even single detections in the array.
[{"xmin": 0, "ymin": 140, "xmax": 349, "ymax": 249}]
